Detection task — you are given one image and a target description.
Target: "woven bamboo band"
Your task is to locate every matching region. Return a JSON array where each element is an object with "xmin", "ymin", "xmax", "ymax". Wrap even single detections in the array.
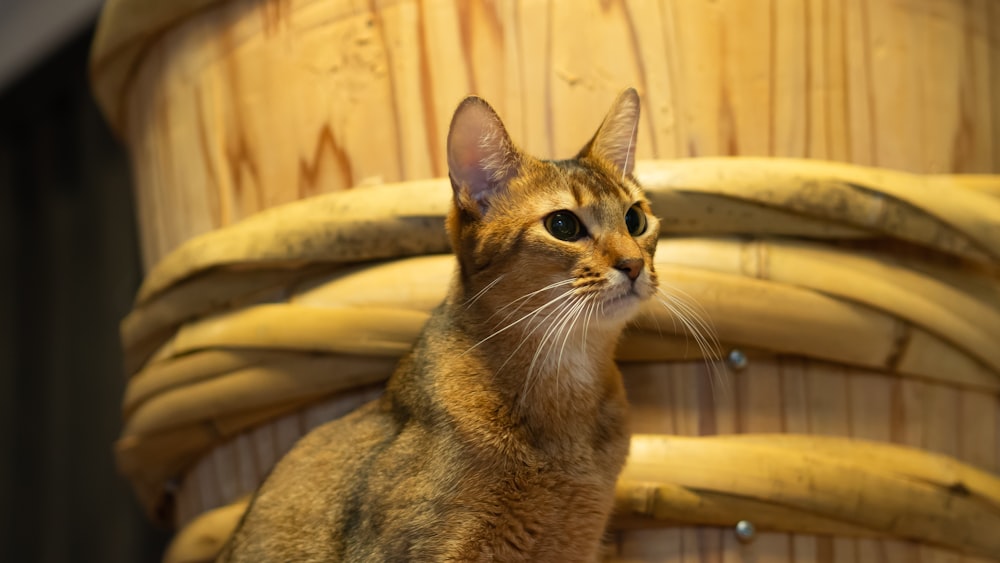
[{"xmin": 116, "ymin": 158, "xmax": 1000, "ymax": 555}]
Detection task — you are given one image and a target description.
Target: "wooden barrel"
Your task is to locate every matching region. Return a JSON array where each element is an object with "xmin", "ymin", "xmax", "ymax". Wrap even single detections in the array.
[{"xmin": 90, "ymin": 1, "xmax": 1000, "ymax": 562}]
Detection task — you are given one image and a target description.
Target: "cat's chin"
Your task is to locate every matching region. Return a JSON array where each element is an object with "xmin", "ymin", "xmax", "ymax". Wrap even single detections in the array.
[{"xmin": 599, "ymin": 289, "xmax": 644, "ymax": 323}]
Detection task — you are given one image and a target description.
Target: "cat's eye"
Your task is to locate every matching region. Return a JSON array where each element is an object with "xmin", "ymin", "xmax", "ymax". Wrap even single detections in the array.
[
  {"xmin": 544, "ymin": 211, "xmax": 584, "ymax": 241},
  {"xmin": 625, "ymin": 205, "xmax": 647, "ymax": 236}
]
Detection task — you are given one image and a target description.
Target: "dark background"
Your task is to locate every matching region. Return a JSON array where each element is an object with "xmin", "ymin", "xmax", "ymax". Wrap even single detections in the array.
[{"xmin": 0, "ymin": 25, "xmax": 170, "ymax": 563}]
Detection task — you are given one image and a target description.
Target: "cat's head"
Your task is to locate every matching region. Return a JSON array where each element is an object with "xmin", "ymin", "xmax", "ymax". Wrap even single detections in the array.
[{"xmin": 445, "ymin": 89, "xmax": 658, "ymax": 332}]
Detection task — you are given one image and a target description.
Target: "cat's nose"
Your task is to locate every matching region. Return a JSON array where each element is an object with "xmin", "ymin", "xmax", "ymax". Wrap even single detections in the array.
[{"xmin": 615, "ymin": 258, "xmax": 643, "ymax": 282}]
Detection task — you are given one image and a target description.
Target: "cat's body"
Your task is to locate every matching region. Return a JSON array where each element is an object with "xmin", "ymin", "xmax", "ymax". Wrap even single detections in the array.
[{"xmin": 219, "ymin": 89, "xmax": 659, "ymax": 562}]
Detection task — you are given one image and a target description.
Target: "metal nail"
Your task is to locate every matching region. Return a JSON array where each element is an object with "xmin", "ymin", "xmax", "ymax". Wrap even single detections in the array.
[
  {"xmin": 735, "ymin": 519, "xmax": 755, "ymax": 542},
  {"xmin": 727, "ymin": 348, "xmax": 749, "ymax": 371}
]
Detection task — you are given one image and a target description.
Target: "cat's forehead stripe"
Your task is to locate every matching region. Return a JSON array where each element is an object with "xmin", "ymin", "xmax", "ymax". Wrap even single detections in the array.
[{"xmin": 555, "ymin": 161, "xmax": 631, "ymax": 203}]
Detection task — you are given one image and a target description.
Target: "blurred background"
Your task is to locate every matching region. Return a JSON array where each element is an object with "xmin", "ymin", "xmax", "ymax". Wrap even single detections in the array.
[{"xmin": 0, "ymin": 0, "xmax": 169, "ymax": 561}]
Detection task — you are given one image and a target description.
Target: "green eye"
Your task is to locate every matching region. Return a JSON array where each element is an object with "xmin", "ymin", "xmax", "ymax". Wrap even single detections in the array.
[
  {"xmin": 625, "ymin": 204, "xmax": 647, "ymax": 236},
  {"xmin": 544, "ymin": 211, "xmax": 583, "ymax": 241}
]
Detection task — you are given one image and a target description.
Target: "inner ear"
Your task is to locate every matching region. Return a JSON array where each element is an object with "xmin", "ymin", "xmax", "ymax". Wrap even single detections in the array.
[
  {"xmin": 447, "ymin": 96, "xmax": 521, "ymax": 215},
  {"xmin": 577, "ymin": 88, "xmax": 640, "ymax": 177}
]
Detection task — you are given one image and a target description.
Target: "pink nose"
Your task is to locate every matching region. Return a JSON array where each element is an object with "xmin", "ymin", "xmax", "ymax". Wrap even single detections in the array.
[{"xmin": 615, "ymin": 258, "xmax": 643, "ymax": 281}]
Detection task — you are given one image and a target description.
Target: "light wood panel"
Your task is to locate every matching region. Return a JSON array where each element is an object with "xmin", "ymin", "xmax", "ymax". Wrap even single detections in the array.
[{"xmin": 91, "ymin": 0, "xmax": 1000, "ymax": 269}]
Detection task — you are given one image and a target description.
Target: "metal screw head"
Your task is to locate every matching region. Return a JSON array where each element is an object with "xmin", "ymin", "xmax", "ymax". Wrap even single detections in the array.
[
  {"xmin": 727, "ymin": 348, "xmax": 749, "ymax": 371},
  {"xmin": 735, "ymin": 519, "xmax": 755, "ymax": 542}
]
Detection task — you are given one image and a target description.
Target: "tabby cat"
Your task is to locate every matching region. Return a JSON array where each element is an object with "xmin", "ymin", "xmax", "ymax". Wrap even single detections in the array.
[{"xmin": 218, "ymin": 88, "xmax": 659, "ymax": 562}]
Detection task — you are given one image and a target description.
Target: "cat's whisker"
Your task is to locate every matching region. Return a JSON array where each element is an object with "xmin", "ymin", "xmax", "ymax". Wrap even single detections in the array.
[
  {"xmin": 556, "ymin": 293, "xmax": 594, "ymax": 371},
  {"xmin": 462, "ymin": 289, "xmax": 576, "ymax": 356},
  {"xmin": 518, "ymin": 294, "xmax": 585, "ymax": 409},
  {"xmin": 656, "ymin": 297, "xmax": 727, "ymax": 397},
  {"xmin": 656, "ymin": 296, "xmax": 722, "ymax": 365},
  {"xmin": 654, "ymin": 288, "xmax": 731, "ymax": 398},
  {"xmin": 657, "ymin": 288, "xmax": 723, "ymax": 357},
  {"xmin": 486, "ymin": 278, "xmax": 575, "ymax": 327},
  {"xmin": 502, "ymin": 290, "xmax": 582, "ymax": 380},
  {"xmin": 581, "ymin": 297, "xmax": 598, "ymax": 349},
  {"xmin": 463, "ymin": 274, "xmax": 506, "ymax": 309},
  {"xmin": 657, "ymin": 281, "xmax": 716, "ymax": 331}
]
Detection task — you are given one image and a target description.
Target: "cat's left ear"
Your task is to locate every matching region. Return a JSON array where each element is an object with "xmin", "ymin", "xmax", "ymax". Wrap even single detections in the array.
[{"xmin": 577, "ymin": 88, "xmax": 640, "ymax": 177}]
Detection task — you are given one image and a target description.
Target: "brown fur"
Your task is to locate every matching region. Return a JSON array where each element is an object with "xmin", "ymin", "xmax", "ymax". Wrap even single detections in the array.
[{"xmin": 218, "ymin": 89, "xmax": 659, "ymax": 562}]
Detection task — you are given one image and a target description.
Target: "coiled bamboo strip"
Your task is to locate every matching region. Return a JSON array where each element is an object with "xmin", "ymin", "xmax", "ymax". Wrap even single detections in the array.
[
  {"xmin": 621, "ymin": 435, "xmax": 1000, "ymax": 557},
  {"xmin": 118, "ymin": 160, "xmax": 1000, "ymax": 380},
  {"xmin": 115, "ymin": 254, "xmax": 1000, "ymax": 524}
]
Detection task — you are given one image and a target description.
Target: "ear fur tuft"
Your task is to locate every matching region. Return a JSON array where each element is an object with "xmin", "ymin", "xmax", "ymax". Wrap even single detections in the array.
[
  {"xmin": 577, "ymin": 88, "xmax": 641, "ymax": 177},
  {"xmin": 447, "ymin": 97, "xmax": 520, "ymax": 215}
]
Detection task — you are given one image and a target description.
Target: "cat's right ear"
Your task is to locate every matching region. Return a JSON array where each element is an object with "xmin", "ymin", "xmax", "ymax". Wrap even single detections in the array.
[{"xmin": 447, "ymin": 96, "xmax": 520, "ymax": 217}]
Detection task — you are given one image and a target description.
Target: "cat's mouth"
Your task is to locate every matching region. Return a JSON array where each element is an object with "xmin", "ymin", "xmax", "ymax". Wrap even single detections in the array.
[{"xmin": 600, "ymin": 288, "xmax": 642, "ymax": 318}]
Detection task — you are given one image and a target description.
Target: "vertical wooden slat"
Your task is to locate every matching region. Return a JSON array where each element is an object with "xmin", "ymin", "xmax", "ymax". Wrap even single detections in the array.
[
  {"xmin": 918, "ymin": 0, "xmax": 963, "ymax": 172},
  {"xmin": 233, "ymin": 434, "xmax": 257, "ymax": 498},
  {"xmin": 615, "ymin": 528, "xmax": 684, "ymax": 562},
  {"xmin": 719, "ymin": 0, "xmax": 772, "ymax": 156},
  {"xmin": 210, "ymin": 440, "xmax": 239, "ymax": 506},
  {"xmin": 780, "ymin": 358, "xmax": 811, "ymax": 434},
  {"xmin": 831, "ymin": 538, "xmax": 858, "ymax": 563},
  {"xmin": 377, "ymin": 1, "xmax": 434, "ymax": 181},
  {"xmin": 673, "ymin": 364, "xmax": 702, "ymax": 436},
  {"xmin": 919, "ymin": 544, "xmax": 962, "ymax": 563},
  {"xmin": 805, "ymin": 0, "xmax": 830, "ymax": 159},
  {"xmin": 621, "ymin": 0, "xmax": 677, "ymax": 159},
  {"xmin": 881, "ymin": 539, "xmax": 919, "ymax": 563},
  {"xmin": 848, "ymin": 372, "xmax": 891, "ymax": 441},
  {"xmin": 740, "ymin": 357, "xmax": 784, "ymax": 433},
  {"xmin": 771, "ymin": 0, "xmax": 807, "ymax": 157},
  {"xmin": 417, "ymin": 0, "xmax": 470, "ymax": 177},
  {"xmin": 990, "ymin": 1, "xmax": 1000, "ymax": 169},
  {"xmin": 890, "ymin": 378, "xmax": 924, "ymax": 448},
  {"xmin": 922, "ymin": 383, "xmax": 960, "ymax": 459},
  {"xmin": 822, "ymin": 0, "xmax": 849, "ymax": 162},
  {"xmin": 852, "ymin": 539, "xmax": 881, "ymax": 563},
  {"xmin": 191, "ymin": 454, "xmax": 222, "ymax": 517},
  {"xmin": 958, "ymin": 390, "xmax": 996, "ymax": 472},
  {"xmin": 669, "ymin": 0, "xmax": 723, "ymax": 157},
  {"xmin": 515, "ymin": 0, "xmax": 552, "ymax": 158},
  {"xmin": 791, "ymin": 534, "xmax": 818, "ymax": 563},
  {"xmin": 623, "ymin": 363, "xmax": 677, "ymax": 435},
  {"xmin": 872, "ymin": 0, "xmax": 941, "ymax": 170},
  {"xmin": 805, "ymin": 362, "xmax": 850, "ymax": 436},
  {"xmin": 842, "ymin": 0, "xmax": 875, "ymax": 166}
]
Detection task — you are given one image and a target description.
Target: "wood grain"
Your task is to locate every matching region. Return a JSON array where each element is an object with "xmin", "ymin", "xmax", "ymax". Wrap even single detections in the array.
[{"xmin": 92, "ymin": 0, "xmax": 1000, "ymax": 269}]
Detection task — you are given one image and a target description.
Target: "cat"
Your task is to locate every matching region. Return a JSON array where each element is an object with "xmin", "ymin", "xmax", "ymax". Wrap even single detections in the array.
[{"xmin": 217, "ymin": 88, "xmax": 659, "ymax": 562}]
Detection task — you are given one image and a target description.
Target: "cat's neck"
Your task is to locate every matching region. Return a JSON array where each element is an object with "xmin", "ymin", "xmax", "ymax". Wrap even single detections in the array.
[{"xmin": 424, "ymin": 292, "xmax": 629, "ymax": 454}]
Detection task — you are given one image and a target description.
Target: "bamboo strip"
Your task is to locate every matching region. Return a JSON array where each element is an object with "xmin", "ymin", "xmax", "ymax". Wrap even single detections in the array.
[
  {"xmin": 120, "ymin": 265, "xmax": 334, "ymax": 373},
  {"xmin": 622, "ymin": 435, "xmax": 1000, "ymax": 557},
  {"xmin": 123, "ymin": 354, "xmax": 392, "ymax": 436},
  {"xmin": 123, "ymin": 349, "xmax": 294, "ymax": 416},
  {"xmin": 637, "ymin": 159, "xmax": 1000, "ymax": 263},
  {"xmin": 134, "ymin": 179, "xmax": 453, "ymax": 304},
  {"xmin": 120, "ymin": 259, "xmax": 999, "ymax": 439},
  {"xmin": 656, "ymin": 238, "xmax": 1000, "ymax": 374},
  {"xmin": 163, "ymin": 498, "xmax": 248, "ymax": 563},
  {"xmin": 122, "ymin": 161, "xmax": 1000, "ymax": 331}
]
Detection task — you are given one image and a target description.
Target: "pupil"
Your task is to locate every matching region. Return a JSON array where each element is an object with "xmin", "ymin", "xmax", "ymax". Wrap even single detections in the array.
[
  {"xmin": 555, "ymin": 214, "xmax": 573, "ymax": 236},
  {"xmin": 546, "ymin": 211, "xmax": 580, "ymax": 240},
  {"xmin": 626, "ymin": 206, "xmax": 645, "ymax": 235}
]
